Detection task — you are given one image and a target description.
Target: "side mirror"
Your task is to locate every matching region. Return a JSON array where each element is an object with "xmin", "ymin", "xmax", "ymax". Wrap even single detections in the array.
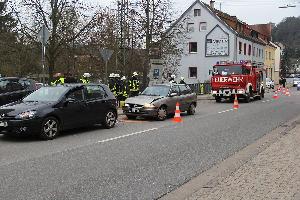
[{"xmin": 169, "ymin": 92, "xmax": 177, "ymax": 97}]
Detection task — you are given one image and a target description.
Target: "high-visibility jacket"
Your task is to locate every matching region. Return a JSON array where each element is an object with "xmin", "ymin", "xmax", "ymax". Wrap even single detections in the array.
[
  {"xmin": 119, "ymin": 81, "xmax": 128, "ymax": 98},
  {"xmin": 80, "ymin": 77, "xmax": 90, "ymax": 84},
  {"xmin": 129, "ymin": 77, "xmax": 139, "ymax": 92},
  {"xmin": 51, "ymin": 77, "xmax": 65, "ymax": 86}
]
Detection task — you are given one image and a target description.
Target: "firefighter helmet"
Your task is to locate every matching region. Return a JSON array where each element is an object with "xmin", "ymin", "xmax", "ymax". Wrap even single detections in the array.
[{"xmin": 133, "ymin": 72, "xmax": 138, "ymax": 76}]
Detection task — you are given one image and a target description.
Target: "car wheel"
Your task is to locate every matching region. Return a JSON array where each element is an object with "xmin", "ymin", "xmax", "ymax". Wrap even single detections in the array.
[
  {"xmin": 187, "ymin": 103, "xmax": 196, "ymax": 115},
  {"xmin": 126, "ymin": 115, "xmax": 136, "ymax": 120},
  {"xmin": 157, "ymin": 106, "xmax": 167, "ymax": 121},
  {"xmin": 40, "ymin": 117, "xmax": 60, "ymax": 140},
  {"xmin": 103, "ymin": 110, "xmax": 117, "ymax": 129},
  {"xmin": 215, "ymin": 97, "xmax": 221, "ymax": 103}
]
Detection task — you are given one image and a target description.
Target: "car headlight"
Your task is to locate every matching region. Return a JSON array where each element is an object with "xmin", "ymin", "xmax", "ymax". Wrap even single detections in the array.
[
  {"xmin": 143, "ymin": 103, "xmax": 155, "ymax": 108},
  {"xmin": 17, "ymin": 111, "xmax": 37, "ymax": 119}
]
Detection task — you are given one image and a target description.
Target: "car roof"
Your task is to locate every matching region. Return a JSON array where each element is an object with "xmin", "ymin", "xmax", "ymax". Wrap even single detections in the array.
[{"xmin": 152, "ymin": 83, "xmax": 187, "ymax": 87}]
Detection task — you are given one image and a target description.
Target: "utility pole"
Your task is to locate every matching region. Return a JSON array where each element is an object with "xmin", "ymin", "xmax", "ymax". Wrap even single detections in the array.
[{"xmin": 143, "ymin": 0, "xmax": 150, "ymax": 89}]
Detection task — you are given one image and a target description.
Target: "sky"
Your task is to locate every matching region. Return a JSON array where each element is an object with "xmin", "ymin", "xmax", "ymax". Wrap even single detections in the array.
[{"xmin": 97, "ymin": 0, "xmax": 300, "ymax": 25}]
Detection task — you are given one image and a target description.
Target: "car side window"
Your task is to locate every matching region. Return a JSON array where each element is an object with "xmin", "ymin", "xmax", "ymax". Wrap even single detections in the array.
[
  {"xmin": 19, "ymin": 79, "xmax": 31, "ymax": 89},
  {"xmin": 67, "ymin": 89, "xmax": 84, "ymax": 101},
  {"xmin": 85, "ymin": 85, "xmax": 107, "ymax": 100},
  {"xmin": 0, "ymin": 80, "xmax": 9, "ymax": 93},
  {"xmin": 171, "ymin": 86, "xmax": 180, "ymax": 96},
  {"xmin": 179, "ymin": 85, "xmax": 189, "ymax": 95},
  {"xmin": 6, "ymin": 80, "xmax": 24, "ymax": 92}
]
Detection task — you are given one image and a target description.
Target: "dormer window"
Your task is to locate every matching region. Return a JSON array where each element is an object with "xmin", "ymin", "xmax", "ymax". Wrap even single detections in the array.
[{"xmin": 194, "ymin": 9, "xmax": 201, "ymax": 16}]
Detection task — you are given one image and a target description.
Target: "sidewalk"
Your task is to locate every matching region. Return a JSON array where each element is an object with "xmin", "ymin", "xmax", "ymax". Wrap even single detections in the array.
[{"xmin": 162, "ymin": 120, "xmax": 300, "ymax": 200}]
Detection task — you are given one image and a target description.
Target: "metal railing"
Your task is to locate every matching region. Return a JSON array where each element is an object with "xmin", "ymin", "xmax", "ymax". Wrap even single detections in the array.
[{"xmin": 188, "ymin": 83, "xmax": 211, "ymax": 95}]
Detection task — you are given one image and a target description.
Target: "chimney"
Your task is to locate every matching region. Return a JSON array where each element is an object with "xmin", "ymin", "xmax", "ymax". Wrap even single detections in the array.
[{"xmin": 210, "ymin": 0, "xmax": 215, "ymax": 9}]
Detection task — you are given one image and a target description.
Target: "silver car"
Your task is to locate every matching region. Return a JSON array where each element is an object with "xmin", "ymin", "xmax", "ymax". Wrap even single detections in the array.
[{"xmin": 122, "ymin": 84, "xmax": 197, "ymax": 120}]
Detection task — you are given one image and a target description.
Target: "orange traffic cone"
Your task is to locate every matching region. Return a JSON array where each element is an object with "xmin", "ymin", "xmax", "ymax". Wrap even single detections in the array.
[
  {"xmin": 173, "ymin": 102, "xmax": 182, "ymax": 123},
  {"xmin": 282, "ymin": 87, "xmax": 286, "ymax": 95},
  {"xmin": 273, "ymin": 91, "xmax": 279, "ymax": 99},
  {"xmin": 233, "ymin": 94, "xmax": 239, "ymax": 110},
  {"xmin": 285, "ymin": 88, "xmax": 291, "ymax": 96}
]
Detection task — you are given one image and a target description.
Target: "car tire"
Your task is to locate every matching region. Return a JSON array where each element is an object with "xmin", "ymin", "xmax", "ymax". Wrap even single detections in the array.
[
  {"xmin": 40, "ymin": 117, "xmax": 60, "ymax": 140},
  {"xmin": 102, "ymin": 110, "xmax": 117, "ymax": 129},
  {"xmin": 126, "ymin": 115, "xmax": 136, "ymax": 120},
  {"xmin": 187, "ymin": 103, "xmax": 196, "ymax": 115},
  {"xmin": 156, "ymin": 106, "xmax": 167, "ymax": 121},
  {"xmin": 215, "ymin": 97, "xmax": 221, "ymax": 103}
]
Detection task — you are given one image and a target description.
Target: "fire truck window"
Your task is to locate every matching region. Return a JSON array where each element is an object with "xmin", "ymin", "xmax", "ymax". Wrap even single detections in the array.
[
  {"xmin": 216, "ymin": 66, "xmax": 242, "ymax": 75},
  {"xmin": 242, "ymin": 68, "xmax": 250, "ymax": 75}
]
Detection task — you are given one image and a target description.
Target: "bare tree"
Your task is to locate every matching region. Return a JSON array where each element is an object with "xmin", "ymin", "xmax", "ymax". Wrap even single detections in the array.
[{"xmin": 13, "ymin": 0, "xmax": 98, "ymax": 82}]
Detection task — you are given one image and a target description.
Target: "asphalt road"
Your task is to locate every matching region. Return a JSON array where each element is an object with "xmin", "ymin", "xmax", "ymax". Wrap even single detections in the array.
[{"xmin": 1, "ymin": 88, "xmax": 300, "ymax": 200}]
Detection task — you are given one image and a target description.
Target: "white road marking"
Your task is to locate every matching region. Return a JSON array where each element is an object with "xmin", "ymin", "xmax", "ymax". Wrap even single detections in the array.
[
  {"xmin": 97, "ymin": 128, "xmax": 158, "ymax": 144},
  {"xmin": 218, "ymin": 109, "xmax": 234, "ymax": 114},
  {"xmin": 262, "ymin": 101, "xmax": 266, "ymax": 103},
  {"xmin": 266, "ymin": 100, "xmax": 270, "ymax": 102}
]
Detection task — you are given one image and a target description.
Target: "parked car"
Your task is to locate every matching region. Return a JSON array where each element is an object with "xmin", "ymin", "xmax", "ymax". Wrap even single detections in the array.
[
  {"xmin": 0, "ymin": 77, "xmax": 38, "ymax": 106},
  {"xmin": 0, "ymin": 84, "xmax": 117, "ymax": 140},
  {"xmin": 266, "ymin": 78, "xmax": 274, "ymax": 89},
  {"xmin": 123, "ymin": 84, "xmax": 197, "ymax": 121},
  {"xmin": 293, "ymin": 78, "xmax": 300, "ymax": 87}
]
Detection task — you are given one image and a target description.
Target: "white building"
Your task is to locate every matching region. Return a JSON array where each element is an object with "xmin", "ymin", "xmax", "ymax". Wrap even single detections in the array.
[{"xmin": 167, "ymin": 0, "xmax": 266, "ymax": 84}]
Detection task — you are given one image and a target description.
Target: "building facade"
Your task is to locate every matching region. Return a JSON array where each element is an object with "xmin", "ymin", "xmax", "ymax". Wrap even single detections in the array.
[{"xmin": 167, "ymin": 0, "xmax": 266, "ymax": 84}]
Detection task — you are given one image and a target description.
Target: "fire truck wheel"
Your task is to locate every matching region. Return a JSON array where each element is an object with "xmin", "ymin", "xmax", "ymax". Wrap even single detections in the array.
[{"xmin": 215, "ymin": 97, "xmax": 221, "ymax": 103}]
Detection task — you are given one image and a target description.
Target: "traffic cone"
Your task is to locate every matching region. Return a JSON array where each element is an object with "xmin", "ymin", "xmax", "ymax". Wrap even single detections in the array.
[
  {"xmin": 282, "ymin": 87, "xmax": 286, "ymax": 95},
  {"xmin": 277, "ymin": 86, "xmax": 281, "ymax": 92},
  {"xmin": 173, "ymin": 102, "xmax": 182, "ymax": 123},
  {"xmin": 285, "ymin": 88, "xmax": 291, "ymax": 96},
  {"xmin": 233, "ymin": 94, "xmax": 239, "ymax": 111},
  {"xmin": 273, "ymin": 91, "xmax": 279, "ymax": 99}
]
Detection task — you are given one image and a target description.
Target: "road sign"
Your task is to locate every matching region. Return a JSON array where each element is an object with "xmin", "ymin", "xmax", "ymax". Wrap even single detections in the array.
[
  {"xmin": 38, "ymin": 24, "xmax": 50, "ymax": 45},
  {"xmin": 100, "ymin": 49, "xmax": 114, "ymax": 62}
]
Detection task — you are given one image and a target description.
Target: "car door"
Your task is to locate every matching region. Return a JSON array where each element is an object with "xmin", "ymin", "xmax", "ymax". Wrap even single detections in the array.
[
  {"xmin": 168, "ymin": 85, "xmax": 181, "ymax": 114},
  {"xmin": 85, "ymin": 85, "xmax": 111, "ymax": 123},
  {"xmin": 60, "ymin": 88, "xmax": 89, "ymax": 129},
  {"xmin": 178, "ymin": 85, "xmax": 189, "ymax": 111}
]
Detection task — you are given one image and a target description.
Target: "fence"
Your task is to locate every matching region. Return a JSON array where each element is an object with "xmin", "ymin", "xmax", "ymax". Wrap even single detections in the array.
[{"xmin": 188, "ymin": 83, "xmax": 211, "ymax": 95}]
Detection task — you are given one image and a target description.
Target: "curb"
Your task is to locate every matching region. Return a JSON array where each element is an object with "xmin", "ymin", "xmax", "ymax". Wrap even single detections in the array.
[{"xmin": 159, "ymin": 115, "xmax": 300, "ymax": 200}]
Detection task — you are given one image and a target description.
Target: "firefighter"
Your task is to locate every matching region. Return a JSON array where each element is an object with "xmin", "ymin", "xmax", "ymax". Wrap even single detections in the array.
[
  {"xmin": 129, "ymin": 72, "xmax": 140, "ymax": 97},
  {"xmin": 179, "ymin": 76, "xmax": 186, "ymax": 84},
  {"xmin": 108, "ymin": 73, "xmax": 116, "ymax": 94},
  {"xmin": 169, "ymin": 74, "xmax": 177, "ymax": 84},
  {"xmin": 51, "ymin": 73, "xmax": 65, "ymax": 86},
  {"xmin": 118, "ymin": 76, "xmax": 128, "ymax": 107},
  {"xmin": 114, "ymin": 74, "xmax": 121, "ymax": 97},
  {"xmin": 79, "ymin": 73, "xmax": 91, "ymax": 84}
]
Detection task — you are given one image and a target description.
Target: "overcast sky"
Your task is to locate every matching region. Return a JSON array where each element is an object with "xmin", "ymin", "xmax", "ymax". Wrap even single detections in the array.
[{"xmin": 98, "ymin": 0, "xmax": 300, "ymax": 25}]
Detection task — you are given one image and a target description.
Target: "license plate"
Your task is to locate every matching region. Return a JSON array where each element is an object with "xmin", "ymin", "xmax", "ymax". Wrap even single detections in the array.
[{"xmin": 0, "ymin": 121, "xmax": 8, "ymax": 127}]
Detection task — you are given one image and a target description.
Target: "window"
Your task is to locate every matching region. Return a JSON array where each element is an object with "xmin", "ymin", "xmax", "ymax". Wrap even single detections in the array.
[
  {"xmin": 244, "ymin": 43, "xmax": 247, "ymax": 55},
  {"xmin": 67, "ymin": 89, "xmax": 84, "ymax": 101},
  {"xmin": 256, "ymin": 48, "xmax": 259, "ymax": 57},
  {"xmin": 179, "ymin": 85, "xmax": 190, "ymax": 95},
  {"xmin": 189, "ymin": 67, "xmax": 197, "ymax": 78},
  {"xmin": 269, "ymin": 52, "xmax": 271, "ymax": 60},
  {"xmin": 199, "ymin": 22, "xmax": 207, "ymax": 31},
  {"xmin": 259, "ymin": 49, "xmax": 261, "ymax": 57},
  {"xmin": 189, "ymin": 42, "xmax": 197, "ymax": 53},
  {"xmin": 194, "ymin": 9, "xmax": 201, "ymax": 16},
  {"xmin": 85, "ymin": 85, "xmax": 107, "ymax": 100},
  {"xmin": 248, "ymin": 45, "xmax": 251, "ymax": 56},
  {"xmin": 171, "ymin": 86, "xmax": 180, "ymax": 95},
  {"xmin": 265, "ymin": 51, "xmax": 268, "ymax": 59},
  {"xmin": 239, "ymin": 42, "xmax": 242, "ymax": 54},
  {"xmin": 187, "ymin": 23, "xmax": 194, "ymax": 32},
  {"xmin": 253, "ymin": 47, "xmax": 256, "ymax": 56},
  {"xmin": 4, "ymin": 80, "xmax": 24, "ymax": 92}
]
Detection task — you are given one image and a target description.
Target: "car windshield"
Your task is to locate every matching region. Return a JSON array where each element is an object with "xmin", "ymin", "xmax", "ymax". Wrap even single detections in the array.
[
  {"xmin": 141, "ymin": 85, "xmax": 170, "ymax": 97},
  {"xmin": 215, "ymin": 65, "xmax": 246, "ymax": 75},
  {"xmin": 23, "ymin": 87, "xmax": 69, "ymax": 102}
]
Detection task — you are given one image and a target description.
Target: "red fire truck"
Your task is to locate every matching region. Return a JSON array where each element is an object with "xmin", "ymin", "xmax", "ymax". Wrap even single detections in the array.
[{"xmin": 210, "ymin": 61, "xmax": 265, "ymax": 103}]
